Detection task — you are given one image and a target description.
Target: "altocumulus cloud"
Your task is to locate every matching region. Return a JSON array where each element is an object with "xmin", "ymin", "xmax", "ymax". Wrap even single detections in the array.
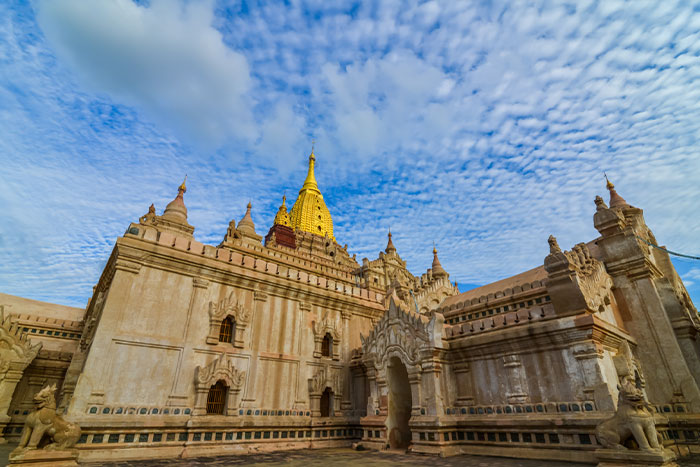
[{"xmin": 1, "ymin": 0, "xmax": 699, "ymax": 307}]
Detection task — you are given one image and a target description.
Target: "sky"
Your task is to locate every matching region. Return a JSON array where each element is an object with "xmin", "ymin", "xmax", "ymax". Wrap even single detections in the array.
[{"xmin": 1, "ymin": 0, "xmax": 699, "ymax": 308}]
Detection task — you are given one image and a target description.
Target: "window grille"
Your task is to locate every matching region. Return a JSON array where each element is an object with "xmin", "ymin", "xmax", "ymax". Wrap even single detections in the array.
[
  {"xmin": 321, "ymin": 333, "xmax": 332, "ymax": 357},
  {"xmin": 219, "ymin": 317, "xmax": 235, "ymax": 343},
  {"xmin": 206, "ymin": 381, "xmax": 227, "ymax": 415}
]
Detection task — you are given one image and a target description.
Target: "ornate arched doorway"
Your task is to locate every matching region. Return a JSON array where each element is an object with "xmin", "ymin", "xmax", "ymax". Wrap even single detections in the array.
[{"xmin": 387, "ymin": 356, "xmax": 412, "ymax": 449}]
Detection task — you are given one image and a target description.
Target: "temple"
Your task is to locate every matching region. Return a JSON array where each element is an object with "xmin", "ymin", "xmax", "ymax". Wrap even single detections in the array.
[{"xmin": 1, "ymin": 148, "xmax": 699, "ymax": 465}]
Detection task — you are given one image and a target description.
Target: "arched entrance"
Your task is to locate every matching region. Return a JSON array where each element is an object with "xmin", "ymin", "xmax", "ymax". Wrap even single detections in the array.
[
  {"xmin": 387, "ymin": 356, "xmax": 412, "ymax": 449},
  {"xmin": 320, "ymin": 387, "xmax": 333, "ymax": 417}
]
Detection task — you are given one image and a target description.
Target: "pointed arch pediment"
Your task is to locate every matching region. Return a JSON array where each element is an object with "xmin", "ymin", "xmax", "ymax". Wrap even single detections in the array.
[
  {"xmin": 360, "ymin": 298, "xmax": 443, "ymax": 371},
  {"xmin": 194, "ymin": 353, "xmax": 245, "ymax": 391}
]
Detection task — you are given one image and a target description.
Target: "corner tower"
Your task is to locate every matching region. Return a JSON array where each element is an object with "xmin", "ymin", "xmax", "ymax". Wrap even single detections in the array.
[{"xmin": 289, "ymin": 147, "xmax": 335, "ymax": 240}]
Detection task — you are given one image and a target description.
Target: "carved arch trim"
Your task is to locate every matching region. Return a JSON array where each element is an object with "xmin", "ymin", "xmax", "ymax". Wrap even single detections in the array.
[
  {"xmin": 193, "ymin": 353, "xmax": 246, "ymax": 416},
  {"xmin": 312, "ymin": 312, "xmax": 341, "ymax": 360},
  {"xmin": 206, "ymin": 292, "xmax": 251, "ymax": 348},
  {"xmin": 307, "ymin": 365, "xmax": 343, "ymax": 417}
]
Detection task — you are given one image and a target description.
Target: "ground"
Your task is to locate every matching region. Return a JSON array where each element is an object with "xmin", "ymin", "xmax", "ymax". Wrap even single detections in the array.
[{"xmin": 2, "ymin": 446, "xmax": 700, "ymax": 466}]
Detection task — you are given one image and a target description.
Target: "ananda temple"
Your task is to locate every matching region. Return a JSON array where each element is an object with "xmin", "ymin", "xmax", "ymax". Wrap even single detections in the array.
[{"xmin": 1, "ymin": 148, "xmax": 698, "ymax": 466}]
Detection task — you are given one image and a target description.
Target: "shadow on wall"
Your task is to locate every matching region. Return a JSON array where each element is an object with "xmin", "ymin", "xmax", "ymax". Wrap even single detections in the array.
[{"xmin": 387, "ymin": 356, "xmax": 411, "ymax": 449}]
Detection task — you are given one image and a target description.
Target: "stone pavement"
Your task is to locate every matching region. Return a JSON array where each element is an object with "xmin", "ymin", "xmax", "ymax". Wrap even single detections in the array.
[
  {"xmin": 80, "ymin": 448, "xmax": 587, "ymax": 466},
  {"xmin": 3, "ymin": 447, "xmax": 700, "ymax": 467}
]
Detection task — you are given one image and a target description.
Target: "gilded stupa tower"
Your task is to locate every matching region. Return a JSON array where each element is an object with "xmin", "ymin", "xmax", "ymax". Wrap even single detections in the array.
[{"xmin": 289, "ymin": 146, "xmax": 335, "ymax": 240}]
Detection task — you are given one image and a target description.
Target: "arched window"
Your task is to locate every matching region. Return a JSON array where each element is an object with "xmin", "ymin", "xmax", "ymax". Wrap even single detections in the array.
[
  {"xmin": 206, "ymin": 380, "xmax": 227, "ymax": 415},
  {"xmin": 321, "ymin": 333, "xmax": 333, "ymax": 357},
  {"xmin": 219, "ymin": 316, "xmax": 235, "ymax": 344},
  {"xmin": 320, "ymin": 387, "xmax": 333, "ymax": 417}
]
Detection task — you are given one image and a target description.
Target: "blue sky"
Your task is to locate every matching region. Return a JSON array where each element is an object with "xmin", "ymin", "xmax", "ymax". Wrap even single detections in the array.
[{"xmin": 1, "ymin": 0, "xmax": 699, "ymax": 308}]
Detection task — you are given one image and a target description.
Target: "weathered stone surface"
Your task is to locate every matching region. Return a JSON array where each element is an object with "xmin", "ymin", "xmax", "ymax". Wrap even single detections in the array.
[
  {"xmin": 2, "ymin": 171, "xmax": 699, "ymax": 466},
  {"xmin": 8, "ymin": 448, "xmax": 79, "ymax": 467},
  {"xmin": 595, "ymin": 448, "xmax": 679, "ymax": 467}
]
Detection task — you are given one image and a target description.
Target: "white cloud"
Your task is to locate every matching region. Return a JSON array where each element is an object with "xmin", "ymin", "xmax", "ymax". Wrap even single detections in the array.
[
  {"xmin": 2, "ymin": 0, "xmax": 700, "ymax": 308},
  {"xmin": 35, "ymin": 0, "xmax": 254, "ymax": 147}
]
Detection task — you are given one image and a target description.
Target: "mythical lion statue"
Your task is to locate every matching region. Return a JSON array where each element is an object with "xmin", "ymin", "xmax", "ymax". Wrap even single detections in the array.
[
  {"xmin": 10, "ymin": 384, "xmax": 81, "ymax": 457},
  {"xmin": 595, "ymin": 376, "xmax": 662, "ymax": 450}
]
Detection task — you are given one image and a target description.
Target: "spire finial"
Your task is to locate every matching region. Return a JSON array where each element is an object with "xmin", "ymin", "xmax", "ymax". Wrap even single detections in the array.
[
  {"xmin": 604, "ymin": 172, "xmax": 614, "ymax": 190},
  {"xmin": 247, "ymin": 200, "xmax": 252, "ymax": 210},
  {"xmin": 179, "ymin": 175, "xmax": 187, "ymax": 194},
  {"xmin": 385, "ymin": 228, "xmax": 396, "ymax": 253},
  {"xmin": 431, "ymin": 242, "xmax": 448, "ymax": 278},
  {"xmin": 604, "ymin": 173, "xmax": 629, "ymax": 208},
  {"xmin": 282, "ymin": 194, "xmax": 286, "ymax": 206}
]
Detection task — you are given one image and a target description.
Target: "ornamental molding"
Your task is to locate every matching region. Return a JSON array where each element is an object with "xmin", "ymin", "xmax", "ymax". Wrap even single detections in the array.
[
  {"xmin": 361, "ymin": 297, "xmax": 442, "ymax": 371},
  {"xmin": 209, "ymin": 292, "xmax": 251, "ymax": 325},
  {"xmin": 312, "ymin": 311, "xmax": 340, "ymax": 340},
  {"xmin": 194, "ymin": 353, "xmax": 245, "ymax": 391},
  {"xmin": 311, "ymin": 311, "xmax": 341, "ymax": 359},
  {"xmin": 0, "ymin": 305, "xmax": 42, "ymax": 379},
  {"xmin": 206, "ymin": 291, "xmax": 251, "ymax": 347},
  {"xmin": 308, "ymin": 365, "xmax": 341, "ymax": 396}
]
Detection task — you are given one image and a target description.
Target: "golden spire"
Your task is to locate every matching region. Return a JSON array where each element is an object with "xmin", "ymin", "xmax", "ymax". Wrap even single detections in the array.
[
  {"xmin": 179, "ymin": 175, "xmax": 187, "ymax": 194},
  {"xmin": 604, "ymin": 172, "xmax": 613, "ymax": 190},
  {"xmin": 273, "ymin": 195, "xmax": 292, "ymax": 227},
  {"xmin": 289, "ymin": 144, "xmax": 335, "ymax": 239},
  {"xmin": 300, "ymin": 143, "xmax": 320, "ymax": 195}
]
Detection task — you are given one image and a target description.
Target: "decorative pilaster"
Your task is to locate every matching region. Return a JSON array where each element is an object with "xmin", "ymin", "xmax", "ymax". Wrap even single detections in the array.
[
  {"xmin": 454, "ymin": 362, "xmax": 475, "ymax": 406},
  {"xmin": 573, "ymin": 342, "xmax": 615, "ymax": 411},
  {"xmin": 503, "ymin": 354, "xmax": 528, "ymax": 404}
]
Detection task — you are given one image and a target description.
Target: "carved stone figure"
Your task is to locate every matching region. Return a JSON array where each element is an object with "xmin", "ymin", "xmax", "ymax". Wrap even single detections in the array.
[
  {"xmin": 11, "ymin": 384, "xmax": 81, "ymax": 457},
  {"xmin": 596, "ymin": 376, "xmax": 662, "ymax": 451},
  {"xmin": 139, "ymin": 203, "xmax": 157, "ymax": 224},
  {"xmin": 548, "ymin": 235, "xmax": 561, "ymax": 254}
]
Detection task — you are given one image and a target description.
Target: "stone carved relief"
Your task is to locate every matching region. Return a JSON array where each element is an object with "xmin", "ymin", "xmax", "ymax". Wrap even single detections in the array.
[
  {"xmin": 595, "ymin": 375, "xmax": 663, "ymax": 451},
  {"xmin": 545, "ymin": 237, "xmax": 615, "ymax": 315},
  {"xmin": 0, "ymin": 306, "xmax": 42, "ymax": 442},
  {"xmin": 564, "ymin": 243, "xmax": 614, "ymax": 313},
  {"xmin": 312, "ymin": 311, "xmax": 341, "ymax": 359},
  {"xmin": 0, "ymin": 307, "xmax": 42, "ymax": 378},
  {"xmin": 206, "ymin": 292, "xmax": 251, "ymax": 347},
  {"xmin": 360, "ymin": 298, "xmax": 432, "ymax": 369},
  {"xmin": 193, "ymin": 353, "xmax": 246, "ymax": 416},
  {"xmin": 308, "ymin": 366, "xmax": 340, "ymax": 396},
  {"xmin": 10, "ymin": 384, "xmax": 80, "ymax": 459},
  {"xmin": 307, "ymin": 365, "xmax": 342, "ymax": 416},
  {"xmin": 360, "ymin": 297, "xmax": 447, "ymax": 418},
  {"xmin": 194, "ymin": 353, "xmax": 245, "ymax": 391},
  {"xmin": 139, "ymin": 204, "xmax": 157, "ymax": 225}
]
